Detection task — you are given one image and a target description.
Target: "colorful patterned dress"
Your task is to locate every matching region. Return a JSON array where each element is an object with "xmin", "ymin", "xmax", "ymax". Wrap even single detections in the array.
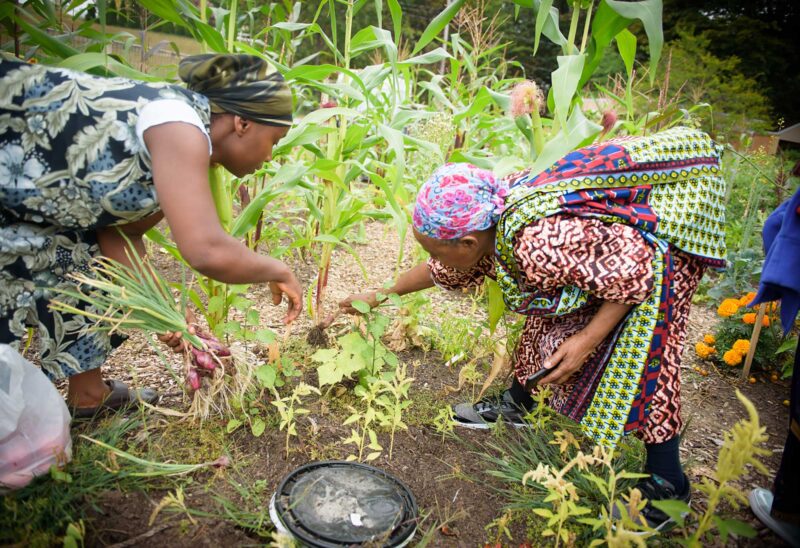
[
  {"xmin": 431, "ymin": 128, "xmax": 726, "ymax": 447},
  {"xmin": 0, "ymin": 58, "xmax": 210, "ymax": 380}
]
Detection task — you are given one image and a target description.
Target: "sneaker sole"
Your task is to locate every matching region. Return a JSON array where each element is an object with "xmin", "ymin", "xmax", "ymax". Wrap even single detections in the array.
[{"xmin": 452, "ymin": 418, "xmax": 528, "ymax": 430}]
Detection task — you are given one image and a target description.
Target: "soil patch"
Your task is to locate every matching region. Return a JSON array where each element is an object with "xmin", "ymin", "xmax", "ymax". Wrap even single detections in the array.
[{"xmin": 40, "ymin": 222, "xmax": 794, "ymax": 546}]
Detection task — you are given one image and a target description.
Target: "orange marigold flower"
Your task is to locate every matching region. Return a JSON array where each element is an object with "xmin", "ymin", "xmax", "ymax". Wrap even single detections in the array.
[
  {"xmin": 723, "ymin": 349, "xmax": 743, "ymax": 366},
  {"xmin": 742, "ymin": 313, "xmax": 756, "ymax": 324},
  {"xmin": 733, "ymin": 339, "xmax": 750, "ymax": 356},
  {"xmin": 717, "ymin": 299, "xmax": 740, "ymax": 317},
  {"xmin": 739, "ymin": 292, "xmax": 757, "ymax": 306},
  {"xmin": 770, "ymin": 302, "xmax": 779, "ymax": 312},
  {"xmin": 695, "ymin": 342, "xmax": 715, "ymax": 359},
  {"xmin": 763, "ymin": 316, "xmax": 771, "ymax": 327},
  {"xmin": 703, "ymin": 334, "xmax": 716, "ymax": 345}
]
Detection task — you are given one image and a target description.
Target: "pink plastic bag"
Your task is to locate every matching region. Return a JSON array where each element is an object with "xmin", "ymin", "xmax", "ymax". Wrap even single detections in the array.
[{"xmin": 0, "ymin": 344, "xmax": 72, "ymax": 491}]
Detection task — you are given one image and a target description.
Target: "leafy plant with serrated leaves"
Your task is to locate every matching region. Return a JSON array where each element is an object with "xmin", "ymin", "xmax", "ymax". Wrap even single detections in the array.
[
  {"xmin": 271, "ymin": 382, "xmax": 320, "ymax": 458},
  {"xmin": 432, "ymin": 406, "xmax": 456, "ymax": 443},
  {"xmin": 311, "ymin": 296, "xmax": 401, "ymax": 388}
]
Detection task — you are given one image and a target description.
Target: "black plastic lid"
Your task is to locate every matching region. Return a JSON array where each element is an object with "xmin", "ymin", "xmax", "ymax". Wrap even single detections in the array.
[{"xmin": 272, "ymin": 460, "xmax": 418, "ymax": 547}]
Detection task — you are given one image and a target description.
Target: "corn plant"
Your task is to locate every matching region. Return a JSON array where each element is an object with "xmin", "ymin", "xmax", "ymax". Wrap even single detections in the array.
[{"xmin": 275, "ymin": 0, "xmax": 463, "ymax": 321}]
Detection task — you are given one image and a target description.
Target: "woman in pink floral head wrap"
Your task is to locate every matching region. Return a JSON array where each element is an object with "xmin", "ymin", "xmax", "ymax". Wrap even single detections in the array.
[
  {"xmin": 407, "ymin": 163, "xmax": 508, "ymax": 272},
  {"xmin": 340, "ymin": 128, "xmax": 727, "ymax": 531},
  {"xmin": 412, "ymin": 163, "xmax": 509, "ymax": 240}
]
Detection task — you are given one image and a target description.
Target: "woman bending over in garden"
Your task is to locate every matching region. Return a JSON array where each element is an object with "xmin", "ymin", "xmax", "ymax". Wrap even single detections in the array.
[
  {"xmin": 340, "ymin": 127, "xmax": 727, "ymax": 530},
  {"xmin": 0, "ymin": 54, "xmax": 302, "ymax": 418}
]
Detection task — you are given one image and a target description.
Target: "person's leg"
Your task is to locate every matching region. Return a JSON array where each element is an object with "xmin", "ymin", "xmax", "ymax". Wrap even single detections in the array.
[
  {"xmin": 644, "ymin": 435, "xmax": 686, "ymax": 492},
  {"xmin": 749, "ymin": 339, "xmax": 800, "ymax": 547},
  {"xmin": 770, "ymin": 338, "xmax": 800, "ymax": 524},
  {"xmin": 622, "ymin": 253, "xmax": 704, "ymax": 528}
]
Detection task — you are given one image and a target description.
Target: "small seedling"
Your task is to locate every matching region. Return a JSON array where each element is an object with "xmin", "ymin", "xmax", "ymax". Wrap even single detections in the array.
[
  {"xmin": 342, "ymin": 381, "xmax": 384, "ymax": 462},
  {"xmin": 432, "ymin": 406, "xmax": 456, "ymax": 442},
  {"xmin": 376, "ymin": 363, "xmax": 414, "ymax": 459},
  {"xmin": 271, "ymin": 383, "xmax": 320, "ymax": 458}
]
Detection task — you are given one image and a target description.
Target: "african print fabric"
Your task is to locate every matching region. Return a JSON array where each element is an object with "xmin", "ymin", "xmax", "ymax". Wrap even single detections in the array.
[
  {"xmin": 428, "ymin": 223, "xmax": 706, "ymax": 446},
  {"xmin": 494, "ymin": 127, "xmax": 726, "ymax": 446},
  {"xmin": 0, "ymin": 58, "xmax": 210, "ymax": 380}
]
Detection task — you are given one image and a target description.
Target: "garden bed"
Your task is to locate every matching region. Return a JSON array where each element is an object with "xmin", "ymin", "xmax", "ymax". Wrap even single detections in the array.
[{"xmin": 30, "ymin": 222, "xmax": 788, "ymax": 546}]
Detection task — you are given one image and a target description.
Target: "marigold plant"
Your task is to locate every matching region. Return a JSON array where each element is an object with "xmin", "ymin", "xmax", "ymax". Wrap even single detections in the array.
[
  {"xmin": 738, "ymin": 292, "xmax": 757, "ymax": 307},
  {"xmin": 723, "ymin": 349, "xmax": 743, "ymax": 366},
  {"xmin": 698, "ymin": 292, "xmax": 796, "ymax": 377},
  {"xmin": 732, "ymin": 339, "xmax": 750, "ymax": 356},
  {"xmin": 695, "ymin": 342, "xmax": 716, "ymax": 360},
  {"xmin": 717, "ymin": 299, "xmax": 740, "ymax": 318}
]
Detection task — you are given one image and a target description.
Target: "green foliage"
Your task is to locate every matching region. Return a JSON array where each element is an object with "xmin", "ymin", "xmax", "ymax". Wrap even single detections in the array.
[
  {"xmin": 432, "ymin": 313, "xmax": 486, "ymax": 365},
  {"xmin": 661, "ymin": 0, "xmax": 799, "ymax": 129},
  {"xmin": 62, "ymin": 520, "xmax": 86, "ymax": 548},
  {"xmin": 658, "ymin": 391, "xmax": 769, "ymax": 546},
  {"xmin": 480, "ymin": 391, "xmax": 773, "ymax": 546},
  {"xmin": 271, "ymin": 382, "xmax": 320, "ymax": 458},
  {"xmin": 656, "ymin": 27, "xmax": 772, "ymax": 135},
  {"xmin": 312, "ymin": 296, "xmax": 400, "ymax": 386},
  {"xmin": 699, "ymin": 148, "xmax": 797, "ymax": 305},
  {"xmin": 0, "ymin": 417, "xmax": 190, "ymax": 546},
  {"xmin": 342, "ymin": 380, "xmax": 385, "ymax": 462},
  {"xmin": 432, "ymin": 405, "xmax": 456, "ymax": 441},
  {"xmin": 477, "ymin": 413, "xmax": 647, "ymax": 545},
  {"xmin": 374, "ymin": 362, "xmax": 414, "ymax": 458}
]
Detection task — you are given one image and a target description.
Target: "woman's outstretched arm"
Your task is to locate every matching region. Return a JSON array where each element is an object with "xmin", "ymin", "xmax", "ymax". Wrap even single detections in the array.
[
  {"xmin": 339, "ymin": 262, "xmax": 434, "ymax": 314},
  {"xmin": 143, "ymin": 122, "xmax": 302, "ymax": 323}
]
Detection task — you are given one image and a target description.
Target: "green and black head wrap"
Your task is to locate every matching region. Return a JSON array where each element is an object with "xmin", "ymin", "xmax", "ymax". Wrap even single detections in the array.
[{"xmin": 179, "ymin": 54, "xmax": 292, "ymax": 126}]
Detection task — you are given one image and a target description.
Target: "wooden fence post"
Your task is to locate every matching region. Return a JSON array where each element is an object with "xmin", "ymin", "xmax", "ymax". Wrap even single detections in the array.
[{"xmin": 742, "ymin": 303, "xmax": 767, "ymax": 380}]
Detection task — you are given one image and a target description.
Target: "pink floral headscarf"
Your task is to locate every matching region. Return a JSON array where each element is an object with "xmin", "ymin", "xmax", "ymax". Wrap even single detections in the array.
[{"xmin": 412, "ymin": 163, "xmax": 509, "ymax": 240}]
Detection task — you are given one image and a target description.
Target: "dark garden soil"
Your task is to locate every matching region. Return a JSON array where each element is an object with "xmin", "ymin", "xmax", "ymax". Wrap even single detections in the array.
[{"xmin": 54, "ymin": 222, "xmax": 793, "ymax": 547}]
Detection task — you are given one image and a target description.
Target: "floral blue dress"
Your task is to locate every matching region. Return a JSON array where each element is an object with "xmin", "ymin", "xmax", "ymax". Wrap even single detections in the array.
[{"xmin": 0, "ymin": 58, "xmax": 210, "ymax": 380}]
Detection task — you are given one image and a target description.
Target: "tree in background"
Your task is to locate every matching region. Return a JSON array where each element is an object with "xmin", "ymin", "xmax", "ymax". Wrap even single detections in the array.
[
  {"xmin": 657, "ymin": 27, "xmax": 772, "ymax": 137},
  {"xmin": 662, "ymin": 0, "xmax": 799, "ymax": 128}
]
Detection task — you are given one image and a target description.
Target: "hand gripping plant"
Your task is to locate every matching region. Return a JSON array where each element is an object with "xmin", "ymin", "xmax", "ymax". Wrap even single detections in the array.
[{"xmin": 50, "ymin": 248, "xmax": 255, "ymax": 422}]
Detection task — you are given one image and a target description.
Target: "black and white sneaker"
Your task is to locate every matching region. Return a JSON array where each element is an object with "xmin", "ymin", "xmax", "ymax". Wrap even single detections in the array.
[
  {"xmin": 613, "ymin": 473, "xmax": 691, "ymax": 531},
  {"xmin": 452, "ymin": 389, "xmax": 532, "ymax": 429}
]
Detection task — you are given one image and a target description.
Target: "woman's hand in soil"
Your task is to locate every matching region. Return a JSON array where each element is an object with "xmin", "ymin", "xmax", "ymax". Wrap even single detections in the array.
[
  {"xmin": 269, "ymin": 268, "xmax": 303, "ymax": 324},
  {"xmin": 339, "ymin": 291, "xmax": 381, "ymax": 315},
  {"xmin": 538, "ymin": 330, "xmax": 598, "ymax": 385}
]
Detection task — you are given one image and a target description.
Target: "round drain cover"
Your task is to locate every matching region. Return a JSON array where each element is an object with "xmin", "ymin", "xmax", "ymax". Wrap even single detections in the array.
[{"xmin": 270, "ymin": 460, "xmax": 417, "ymax": 547}]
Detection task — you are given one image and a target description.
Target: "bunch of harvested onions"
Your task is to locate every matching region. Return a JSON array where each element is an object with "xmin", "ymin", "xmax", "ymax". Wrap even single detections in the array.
[{"xmin": 49, "ymin": 252, "xmax": 254, "ymax": 421}]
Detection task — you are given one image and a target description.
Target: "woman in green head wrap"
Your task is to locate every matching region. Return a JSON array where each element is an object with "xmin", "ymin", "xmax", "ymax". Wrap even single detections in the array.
[{"xmin": 0, "ymin": 53, "xmax": 300, "ymax": 417}]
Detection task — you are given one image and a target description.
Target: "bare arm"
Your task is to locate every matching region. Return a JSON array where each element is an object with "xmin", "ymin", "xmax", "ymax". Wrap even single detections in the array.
[
  {"xmin": 538, "ymin": 300, "xmax": 633, "ymax": 385},
  {"xmin": 96, "ymin": 212, "xmax": 164, "ymax": 268},
  {"xmin": 142, "ymin": 122, "xmax": 301, "ymax": 322},
  {"xmin": 339, "ymin": 262, "xmax": 434, "ymax": 314}
]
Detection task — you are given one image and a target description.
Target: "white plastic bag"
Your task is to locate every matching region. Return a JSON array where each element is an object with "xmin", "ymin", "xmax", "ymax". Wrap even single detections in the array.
[{"xmin": 0, "ymin": 344, "xmax": 72, "ymax": 491}]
